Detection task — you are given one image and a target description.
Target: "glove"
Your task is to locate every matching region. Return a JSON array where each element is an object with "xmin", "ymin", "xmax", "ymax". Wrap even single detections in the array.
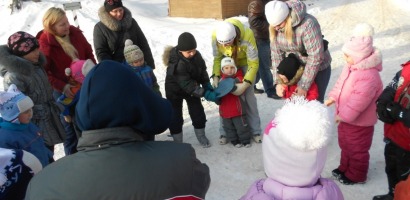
[
  {"xmin": 204, "ymin": 90, "xmax": 220, "ymax": 102},
  {"xmin": 231, "ymin": 82, "xmax": 251, "ymax": 96},
  {"xmin": 212, "ymin": 76, "xmax": 220, "ymax": 88},
  {"xmin": 192, "ymin": 86, "xmax": 205, "ymax": 98},
  {"xmin": 376, "ymin": 100, "xmax": 395, "ymax": 124},
  {"xmin": 386, "ymin": 102, "xmax": 404, "ymax": 121}
]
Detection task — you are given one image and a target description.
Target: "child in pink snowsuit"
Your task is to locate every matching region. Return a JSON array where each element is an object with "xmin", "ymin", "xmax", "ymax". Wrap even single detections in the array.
[
  {"xmin": 325, "ymin": 23, "xmax": 383, "ymax": 185},
  {"xmin": 240, "ymin": 97, "xmax": 343, "ymax": 200}
]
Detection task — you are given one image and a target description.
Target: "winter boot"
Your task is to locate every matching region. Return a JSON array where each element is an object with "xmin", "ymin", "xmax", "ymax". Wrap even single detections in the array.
[
  {"xmin": 194, "ymin": 128, "xmax": 211, "ymax": 148},
  {"xmin": 373, "ymin": 194, "xmax": 394, "ymax": 200},
  {"xmin": 171, "ymin": 133, "xmax": 183, "ymax": 143}
]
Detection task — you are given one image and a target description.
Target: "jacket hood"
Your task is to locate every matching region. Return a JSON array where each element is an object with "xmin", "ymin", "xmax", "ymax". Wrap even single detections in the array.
[
  {"xmin": 75, "ymin": 60, "xmax": 172, "ymax": 135},
  {"xmin": 98, "ymin": 6, "xmax": 133, "ymax": 31},
  {"xmin": 0, "ymin": 45, "xmax": 46, "ymax": 77},
  {"xmin": 349, "ymin": 48, "xmax": 383, "ymax": 71},
  {"xmin": 287, "ymin": 0, "xmax": 307, "ymax": 27},
  {"xmin": 162, "ymin": 45, "xmax": 173, "ymax": 66}
]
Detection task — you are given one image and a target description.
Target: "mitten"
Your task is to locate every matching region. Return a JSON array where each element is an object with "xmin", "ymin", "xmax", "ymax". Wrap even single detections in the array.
[
  {"xmin": 204, "ymin": 90, "xmax": 220, "ymax": 102},
  {"xmin": 376, "ymin": 100, "xmax": 395, "ymax": 124},
  {"xmin": 231, "ymin": 82, "xmax": 251, "ymax": 96},
  {"xmin": 212, "ymin": 76, "xmax": 220, "ymax": 88},
  {"xmin": 386, "ymin": 102, "xmax": 404, "ymax": 121},
  {"xmin": 192, "ymin": 86, "xmax": 205, "ymax": 98}
]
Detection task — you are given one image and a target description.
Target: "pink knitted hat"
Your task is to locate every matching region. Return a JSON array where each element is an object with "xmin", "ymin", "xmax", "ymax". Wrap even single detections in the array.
[
  {"xmin": 342, "ymin": 23, "xmax": 375, "ymax": 64},
  {"xmin": 67, "ymin": 59, "xmax": 95, "ymax": 84}
]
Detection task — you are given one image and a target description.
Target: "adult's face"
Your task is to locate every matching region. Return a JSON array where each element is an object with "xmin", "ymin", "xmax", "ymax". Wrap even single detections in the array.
[
  {"xmin": 109, "ymin": 7, "xmax": 124, "ymax": 21},
  {"xmin": 53, "ymin": 16, "xmax": 70, "ymax": 37},
  {"xmin": 22, "ymin": 48, "xmax": 40, "ymax": 63}
]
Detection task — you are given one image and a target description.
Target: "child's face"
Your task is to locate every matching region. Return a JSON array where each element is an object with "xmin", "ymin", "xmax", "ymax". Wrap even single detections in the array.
[
  {"xmin": 278, "ymin": 74, "xmax": 289, "ymax": 83},
  {"xmin": 222, "ymin": 65, "xmax": 236, "ymax": 76},
  {"xmin": 344, "ymin": 53, "xmax": 354, "ymax": 65},
  {"xmin": 22, "ymin": 48, "xmax": 40, "ymax": 63},
  {"xmin": 130, "ymin": 58, "xmax": 144, "ymax": 67},
  {"xmin": 180, "ymin": 49, "xmax": 197, "ymax": 59},
  {"xmin": 18, "ymin": 108, "xmax": 33, "ymax": 124}
]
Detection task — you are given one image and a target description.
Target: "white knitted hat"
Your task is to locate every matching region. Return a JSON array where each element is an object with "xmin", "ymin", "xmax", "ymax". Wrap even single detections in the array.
[
  {"xmin": 265, "ymin": 0, "xmax": 290, "ymax": 26},
  {"xmin": 215, "ymin": 21, "xmax": 236, "ymax": 45},
  {"xmin": 220, "ymin": 57, "xmax": 237, "ymax": 75},
  {"xmin": 263, "ymin": 97, "xmax": 333, "ymax": 187}
]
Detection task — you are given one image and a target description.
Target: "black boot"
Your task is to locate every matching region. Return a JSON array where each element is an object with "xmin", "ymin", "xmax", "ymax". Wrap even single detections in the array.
[
  {"xmin": 254, "ymin": 86, "xmax": 264, "ymax": 94},
  {"xmin": 373, "ymin": 193, "xmax": 394, "ymax": 200},
  {"xmin": 331, "ymin": 168, "xmax": 343, "ymax": 179}
]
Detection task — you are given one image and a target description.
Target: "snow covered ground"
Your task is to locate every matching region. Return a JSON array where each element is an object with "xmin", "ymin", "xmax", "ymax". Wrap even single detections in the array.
[{"xmin": 1, "ymin": 0, "xmax": 410, "ymax": 199}]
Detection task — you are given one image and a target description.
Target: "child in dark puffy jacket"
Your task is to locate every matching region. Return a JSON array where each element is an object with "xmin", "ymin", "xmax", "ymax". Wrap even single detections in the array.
[
  {"xmin": 218, "ymin": 57, "xmax": 251, "ymax": 148},
  {"xmin": 163, "ymin": 32, "xmax": 213, "ymax": 147}
]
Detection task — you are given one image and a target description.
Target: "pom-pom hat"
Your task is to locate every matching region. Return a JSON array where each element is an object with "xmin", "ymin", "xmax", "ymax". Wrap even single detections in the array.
[
  {"xmin": 342, "ymin": 23, "xmax": 375, "ymax": 64},
  {"xmin": 67, "ymin": 59, "xmax": 96, "ymax": 84},
  {"xmin": 215, "ymin": 21, "xmax": 237, "ymax": 45},
  {"xmin": 0, "ymin": 84, "xmax": 34, "ymax": 123},
  {"xmin": 124, "ymin": 39, "xmax": 144, "ymax": 64},
  {"xmin": 263, "ymin": 97, "xmax": 333, "ymax": 187},
  {"xmin": 7, "ymin": 31, "xmax": 39, "ymax": 57},
  {"xmin": 265, "ymin": 1, "xmax": 290, "ymax": 26}
]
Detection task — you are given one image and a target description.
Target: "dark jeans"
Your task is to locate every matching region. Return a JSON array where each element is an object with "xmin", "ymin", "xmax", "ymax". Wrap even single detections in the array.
[
  {"xmin": 168, "ymin": 96, "xmax": 206, "ymax": 134},
  {"xmin": 315, "ymin": 66, "xmax": 331, "ymax": 103},
  {"xmin": 53, "ymin": 90, "xmax": 79, "ymax": 155},
  {"xmin": 255, "ymin": 39, "xmax": 275, "ymax": 96},
  {"xmin": 384, "ymin": 138, "xmax": 410, "ymax": 195}
]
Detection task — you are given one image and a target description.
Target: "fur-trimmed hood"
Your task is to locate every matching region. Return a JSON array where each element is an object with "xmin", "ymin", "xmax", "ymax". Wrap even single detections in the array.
[
  {"xmin": 0, "ymin": 45, "xmax": 46, "ymax": 77},
  {"xmin": 97, "ymin": 6, "xmax": 133, "ymax": 31},
  {"xmin": 277, "ymin": 66, "xmax": 304, "ymax": 86},
  {"xmin": 349, "ymin": 48, "xmax": 382, "ymax": 71},
  {"xmin": 162, "ymin": 45, "xmax": 173, "ymax": 67}
]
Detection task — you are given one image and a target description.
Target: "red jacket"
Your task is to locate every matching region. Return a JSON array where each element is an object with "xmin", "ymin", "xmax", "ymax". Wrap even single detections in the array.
[
  {"xmin": 282, "ymin": 82, "xmax": 319, "ymax": 101},
  {"xmin": 384, "ymin": 61, "xmax": 410, "ymax": 151},
  {"xmin": 219, "ymin": 70, "xmax": 244, "ymax": 118},
  {"xmin": 36, "ymin": 26, "xmax": 96, "ymax": 92}
]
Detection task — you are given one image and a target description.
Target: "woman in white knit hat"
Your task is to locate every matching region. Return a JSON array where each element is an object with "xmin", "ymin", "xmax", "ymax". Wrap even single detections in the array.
[
  {"xmin": 211, "ymin": 18, "xmax": 262, "ymax": 145},
  {"xmin": 265, "ymin": 0, "xmax": 331, "ymax": 103}
]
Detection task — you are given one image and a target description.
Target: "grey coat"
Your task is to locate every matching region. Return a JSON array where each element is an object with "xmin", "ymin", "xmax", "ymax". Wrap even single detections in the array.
[
  {"xmin": 26, "ymin": 127, "xmax": 211, "ymax": 200},
  {"xmin": 0, "ymin": 45, "xmax": 65, "ymax": 146}
]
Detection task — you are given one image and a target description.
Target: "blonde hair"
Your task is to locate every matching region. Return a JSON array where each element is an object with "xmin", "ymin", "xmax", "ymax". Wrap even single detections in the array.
[
  {"xmin": 269, "ymin": 15, "xmax": 294, "ymax": 44},
  {"xmin": 42, "ymin": 7, "xmax": 78, "ymax": 60},
  {"xmin": 43, "ymin": 7, "xmax": 66, "ymax": 36}
]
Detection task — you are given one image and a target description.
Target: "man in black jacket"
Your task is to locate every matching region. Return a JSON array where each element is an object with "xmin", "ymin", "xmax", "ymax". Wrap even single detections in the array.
[{"xmin": 25, "ymin": 60, "xmax": 211, "ymax": 200}]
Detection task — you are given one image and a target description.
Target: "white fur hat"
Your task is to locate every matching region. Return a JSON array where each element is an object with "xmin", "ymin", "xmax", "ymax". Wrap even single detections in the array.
[
  {"xmin": 263, "ymin": 97, "xmax": 333, "ymax": 187},
  {"xmin": 220, "ymin": 57, "xmax": 237, "ymax": 74},
  {"xmin": 265, "ymin": 0, "xmax": 290, "ymax": 26},
  {"xmin": 215, "ymin": 21, "xmax": 236, "ymax": 45}
]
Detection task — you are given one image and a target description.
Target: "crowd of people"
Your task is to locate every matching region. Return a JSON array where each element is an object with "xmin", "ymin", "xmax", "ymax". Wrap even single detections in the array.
[{"xmin": 0, "ymin": 0, "xmax": 409, "ymax": 199}]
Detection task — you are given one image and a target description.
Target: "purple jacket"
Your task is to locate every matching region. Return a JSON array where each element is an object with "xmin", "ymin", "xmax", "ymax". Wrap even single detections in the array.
[
  {"xmin": 240, "ymin": 178, "xmax": 344, "ymax": 200},
  {"xmin": 271, "ymin": 0, "xmax": 331, "ymax": 91},
  {"xmin": 328, "ymin": 49, "xmax": 383, "ymax": 126}
]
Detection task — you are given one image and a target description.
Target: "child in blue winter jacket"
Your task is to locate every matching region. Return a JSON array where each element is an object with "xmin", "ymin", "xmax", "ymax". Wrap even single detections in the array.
[
  {"xmin": 124, "ymin": 39, "xmax": 161, "ymax": 96},
  {"xmin": 0, "ymin": 84, "xmax": 53, "ymax": 168}
]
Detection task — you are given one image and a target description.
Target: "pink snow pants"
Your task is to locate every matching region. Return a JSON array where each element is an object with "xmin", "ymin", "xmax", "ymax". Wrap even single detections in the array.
[{"xmin": 337, "ymin": 122, "xmax": 374, "ymax": 182}]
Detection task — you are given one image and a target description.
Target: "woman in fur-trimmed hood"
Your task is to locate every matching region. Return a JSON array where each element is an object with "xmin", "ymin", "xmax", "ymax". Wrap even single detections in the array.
[
  {"xmin": 93, "ymin": 0, "xmax": 155, "ymax": 68},
  {"xmin": 0, "ymin": 31, "xmax": 65, "ymax": 148}
]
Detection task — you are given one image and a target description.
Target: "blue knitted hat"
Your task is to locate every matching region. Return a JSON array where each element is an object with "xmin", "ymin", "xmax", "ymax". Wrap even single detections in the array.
[{"xmin": 0, "ymin": 85, "xmax": 33, "ymax": 122}]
